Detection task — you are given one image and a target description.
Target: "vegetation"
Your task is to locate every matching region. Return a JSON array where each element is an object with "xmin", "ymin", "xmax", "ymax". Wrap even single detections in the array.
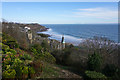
[
  {"xmin": 3, "ymin": 69, "xmax": 16, "ymax": 78},
  {"xmin": 37, "ymin": 33, "xmax": 50, "ymax": 37},
  {"xmin": 1, "ymin": 21, "xmax": 120, "ymax": 79},
  {"xmin": 85, "ymin": 71, "xmax": 107, "ymax": 79},
  {"xmin": 87, "ymin": 53, "xmax": 102, "ymax": 71}
]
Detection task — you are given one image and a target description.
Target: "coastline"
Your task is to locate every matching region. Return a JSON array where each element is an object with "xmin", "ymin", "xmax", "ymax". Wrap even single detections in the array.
[{"xmin": 37, "ymin": 28, "xmax": 84, "ymax": 46}]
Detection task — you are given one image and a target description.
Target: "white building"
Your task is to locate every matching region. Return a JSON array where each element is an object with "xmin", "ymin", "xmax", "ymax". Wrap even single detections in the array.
[{"xmin": 25, "ymin": 26, "xmax": 30, "ymax": 32}]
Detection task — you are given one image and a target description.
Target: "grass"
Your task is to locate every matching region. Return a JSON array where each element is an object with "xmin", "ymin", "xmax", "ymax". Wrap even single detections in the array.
[{"xmin": 37, "ymin": 63, "xmax": 59, "ymax": 78}]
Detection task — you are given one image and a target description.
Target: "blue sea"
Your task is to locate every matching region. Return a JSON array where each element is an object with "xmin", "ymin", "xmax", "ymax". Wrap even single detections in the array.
[{"xmin": 39, "ymin": 24, "xmax": 118, "ymax": 45}]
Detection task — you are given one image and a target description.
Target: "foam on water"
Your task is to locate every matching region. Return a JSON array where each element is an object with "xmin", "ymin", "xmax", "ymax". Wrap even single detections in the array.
[
  {"xmin": 38, "ymin": 24, "xmax": 118, "ymax": 46},
  {"xmin": 38, "ymin": 28, "xmax": 85, "ymax": 45}
]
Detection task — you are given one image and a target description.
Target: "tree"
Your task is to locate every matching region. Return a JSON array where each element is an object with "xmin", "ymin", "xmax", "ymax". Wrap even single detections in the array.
[{"xmin": 87, "ymin": 53, "xmax": 102, "ymax": 71}]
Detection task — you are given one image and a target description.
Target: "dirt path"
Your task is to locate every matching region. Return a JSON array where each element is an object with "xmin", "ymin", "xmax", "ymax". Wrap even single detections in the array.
[{"xmin": 52, "ymin": 66, "xmax": 82, "ymax": 78}]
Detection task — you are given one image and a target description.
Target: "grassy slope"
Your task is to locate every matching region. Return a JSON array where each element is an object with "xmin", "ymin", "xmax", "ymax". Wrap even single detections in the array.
[{"xmin": 36, "ymin": 62, "xmax": 82, "ymax": 79}]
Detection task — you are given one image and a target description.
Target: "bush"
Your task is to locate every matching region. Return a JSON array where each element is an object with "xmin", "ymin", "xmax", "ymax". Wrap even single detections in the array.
[
  {"xmin": 22, "ymin": 53, "xmax": 32, "ymax": 60},
  {"xmin": 2, "ymin": 43, "xmax": 10, "ymax": 53},
  {"xmin": 6, "ymin": 41, "xmax": 19, "ymax": 49},
  {"xmin": 30, "ymin": 47, "xmax": 38, "ymax": 55},
  {"xmin": 43, "ymin": 52, "xmax": 56, "ymax": 64},
  {"xmin": 22, "ymin": 66, "xmax": 28, "ymax": 74},
  {"xmin": 30, "ymin": 44, "xmax": 42, "ymax": 54},
  {"xmin": 85, "ymin": 70, "xmax": 107, "ymax": 79},
  {"xmin": 3, "ymin": 69, "xmax": 16, "ymax": 78},
  {"xmin": 29, "ymin": 67, "xmax": 35, "ymax": 74},
  {"xmin": 38, "ymin": 33, "xmax": 50, "ymax": 37},
  {"xmin": 103, "ymin": 64, "xmax": 120, "ymax": 79},
  {"xmin": 2, "ymin": 33, "xmax": 19, "ymax": 48},
  {"xmin": 32, "ymin": 59, "xmax": 43, "ymax": 72},
  {"xmin": 103, "ymin": 64, "xmax": 118, "ymax": 77},
  {"xmin": 13, "ymin": 58, "xmax": 23, "ymax": 78},
  {"xmin": 7, "ymin": 49, "xmax": 16, "ymax": 55},
  {"xmin": 87, "ymin": 53, "xmax": 102, "ymax": 71},
  {"xmin": 41, "ymin": 40, "xmax": 50, "ymax": 51}
]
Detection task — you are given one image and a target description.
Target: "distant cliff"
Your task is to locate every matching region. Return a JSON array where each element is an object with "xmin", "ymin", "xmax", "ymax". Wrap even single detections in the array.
[{"xmin": 2, "ymin": 22, "xmax": 48, "ymax": 49}]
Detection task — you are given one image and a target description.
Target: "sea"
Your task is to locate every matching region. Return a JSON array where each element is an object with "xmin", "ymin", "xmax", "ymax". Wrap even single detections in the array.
[{"xmin": 38, "ymin": 24, "xmax": 118, "ymax": 46}]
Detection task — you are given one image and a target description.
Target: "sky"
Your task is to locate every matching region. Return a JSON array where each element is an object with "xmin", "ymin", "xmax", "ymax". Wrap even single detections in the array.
[{"xmin": 2, "ymin": 2, "xmax": 118, "ymax": 24}]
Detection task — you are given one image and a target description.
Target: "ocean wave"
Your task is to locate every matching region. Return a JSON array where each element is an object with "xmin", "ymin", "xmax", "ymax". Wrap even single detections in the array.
[{"xmin": 39, "ymin": 28, "xmax": 85, "ymax": 46}]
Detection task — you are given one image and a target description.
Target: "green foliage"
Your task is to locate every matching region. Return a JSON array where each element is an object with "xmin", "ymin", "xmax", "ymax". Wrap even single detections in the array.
[
  {"xmin": 2, "ymin": 33, "xmax": 19, "ymax": 48},
  {"xmin": 3, "ymin": 69, "xmax": 16, "ymax": 78},
  {"xmin": 38, "ymin": 33, "xmax": 50, "ymax": 37},
  {"xmin": 32, "ymin": 59, "xmax": 43, "ymax": 72},
  {"xmin": 103, "ymin": 64, "xmax": 120, "ymax": 79},
  {"xmin": 22, "ymin": 53, "xmax": 32, "ymax": 60},
  {"xmin": 30, "ymin": 44, "xmax": 42, "ymax": 53},
  {"xmin": 29, "ymin": 67, "xmax": 35, "ymax": 74},
  {"xmin": 14, "ymin": 65, "xmax": 23, "ymax": 78},
  {"xmin": 22, "ymin": 66, "xmax": 28, "ymax": 74},
  {"xmin": 1, "ymin": 43, "xmax": 10, "ymax": 53},
  {"xmin": 30, "ymin": 43, "xmax": 55, "ymax": 63},
  {"xmin": 13, "ymin": 58, "xmax": 23, "ymax": 65},
  {"xmin": 30, "ymin": 47, "xmax": 39, "ymax": 55},
  {"xmin": 7, "ymin": 49, "xmax": 16, "ymax": 55},
  {"xmin": 87, "ymin": 53, "xmax": 102, "ymax": 71},
  {"xmin": 41, "ymin": 40, "xmax": 50, "ymax": 51},
  {"xmin": 85, "ymin": 70, "xmax": 107, "ymax": 79},
  {"xmin": 6, "ymin": 41, "xmax": 19, "ymax": 48},
  {"xmin": 43, "ymin": 52, "xmax": 56, "ymax": 64}
]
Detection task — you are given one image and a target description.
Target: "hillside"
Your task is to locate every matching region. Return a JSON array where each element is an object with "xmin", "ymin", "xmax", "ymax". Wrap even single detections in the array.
[{"xmin": 1, "ymin": 21, "xmax": 120, "ymax": 80}]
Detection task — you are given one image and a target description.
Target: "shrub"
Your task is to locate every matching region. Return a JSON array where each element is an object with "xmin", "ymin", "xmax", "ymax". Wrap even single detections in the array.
[
  {"xmin": 31, "ymin": 44, "xmax": 42, "ymax": 51},
  {"xmin": 22, "ymin": 66, "xmax": 28, "ymax": 74},
  {"xmin": 29, "ymin": 67, "xmax": 35, "ymax": 74},
  {"xmin": 3, "ymin": 69, "xmax": 16, "ymax": 78},
  {"xmin": 13, "ymin": 58, "xmax": 23, "ymax": 78},
  {"xmin": 2, "ymin": 43, "xmax": 10, "ymax": 53},
  {"xmin": 3, "ymin": 57, "xmax": 11, "ymax": 65},
  {"xmin": 85, "ymin": 70, "xmax": 107, "ymax": 79},
  {"xmin": 22, "ymin": 53, "xmax": 32, "ymax": 60},
  {"xmin": 37, "ymin": 33, "xmax": 50, "ymax": 37},
  {"xmin": 87, "ymin": 53, "xmax": 102, "ymax": 71},
  {"xmin": 30, "ymin": 47, "xmax": 38, "ymax": 55},
  {"xmin": 41, "ymin": 40, "xmax": 50, "ymax": 51},
  {"xmin": 103, "ymin": 64, "xmax": 120, "ymax": 78},
  {"xmin": 2, "ymin": 33, "xmax": 19, "ymax": 48},
  {"xmin": 7, "ymin": 49, "xmax": 16, "ymax": 55},
  {"xmin": 43, "ymin": 52, "xmax": 56, "ymax": 64},
  {"xmin": 6, "ymin": 41, "xmax": 19, "ymax": 49},
  {"xmin": 32, "ymin": 60, "xmax": 43, "ymax": 72}
]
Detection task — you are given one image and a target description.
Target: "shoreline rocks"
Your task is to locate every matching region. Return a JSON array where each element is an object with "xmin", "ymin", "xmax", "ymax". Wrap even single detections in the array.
[{"xmin": 39, "ymin": 28, "xmax": 49, "ymax": 32}]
